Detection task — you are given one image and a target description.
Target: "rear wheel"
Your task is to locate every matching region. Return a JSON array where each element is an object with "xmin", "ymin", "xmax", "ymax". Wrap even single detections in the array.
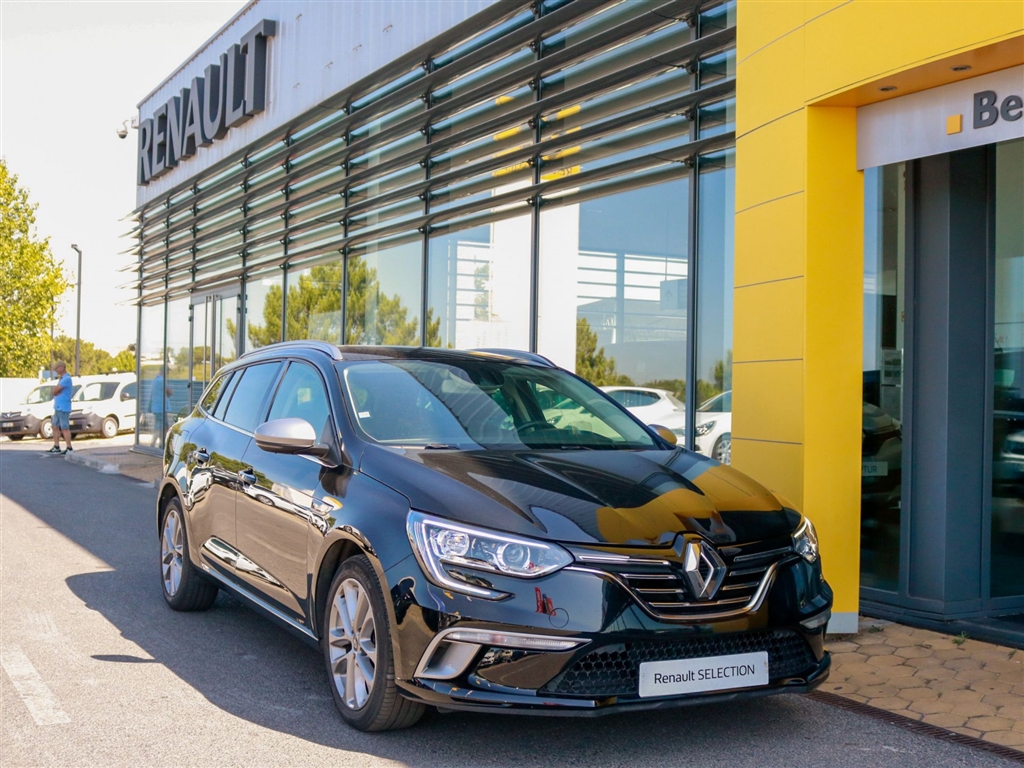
[
  {"xmin": 323, "ymin": 556, "xmax": 425, "ymax": 731},
  {"xmin": 39, "ymin": 418, "xmax": 53, "ymax": 440},
  {"xmin": 101, "ymin": 416, "xmax": 119, "ymax": 438},
  {"xmin": 713, "ymin": 433, "xmax": 731, "ymax": 465},
  {"xmin": 160, "ymin": 497, "xmax": 218, "ymax": 611}
]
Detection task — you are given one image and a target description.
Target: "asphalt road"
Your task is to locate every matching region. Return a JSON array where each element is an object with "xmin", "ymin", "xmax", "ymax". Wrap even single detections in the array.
[{"xmin": 0, "ymin": 440, "xmax": 1016, "ymax": 767}]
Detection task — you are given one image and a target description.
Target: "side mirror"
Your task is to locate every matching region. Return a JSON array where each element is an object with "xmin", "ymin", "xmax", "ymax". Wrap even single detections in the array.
[
  {"xmin": 254, "ymin": 418, "xmax": 330, "ymax": 457},
  {"xmin": 121, "ymin": 391, "xmax": 135, "ymax": 402},
  {"xmin": 650, "ymin": 424, "xmax": 678, "ymax": 446}
]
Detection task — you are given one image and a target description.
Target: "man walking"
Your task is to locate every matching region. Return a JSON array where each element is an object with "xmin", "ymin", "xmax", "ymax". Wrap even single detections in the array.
[{"xmin": 48, "ymin": 361, "xmax": 74, "ymax": 454}]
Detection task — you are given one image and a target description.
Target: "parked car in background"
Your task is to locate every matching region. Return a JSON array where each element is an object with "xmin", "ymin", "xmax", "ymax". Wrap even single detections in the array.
[
  {"xmin": 0, "ymin": 381, "xmax": 84, "ymax": 440},
  {"xmin": 69, "ymin": 374, "xmax": 138, "ymax": 438},
  {"xmin": 157, "ymin": 343, "xmax": 832, "ymax": 731},
  {"xmin": 600, "ymin": 386, "xmax": 686, "ymax": 437},
  {"xmin": 695, "ymin": 390, "xmax": 732, "ymax": 464}
]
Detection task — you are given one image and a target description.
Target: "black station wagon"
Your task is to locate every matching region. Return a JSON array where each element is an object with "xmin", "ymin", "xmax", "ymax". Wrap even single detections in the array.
[{"xmin": 157, "ymin": 341, "xmax": 833, "ymax": 731}]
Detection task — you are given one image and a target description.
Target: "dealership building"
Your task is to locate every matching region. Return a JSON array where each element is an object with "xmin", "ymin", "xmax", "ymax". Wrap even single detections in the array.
[{"xmin": 129, "ymin": 0, "xmax": 1024, "ymax": 638}]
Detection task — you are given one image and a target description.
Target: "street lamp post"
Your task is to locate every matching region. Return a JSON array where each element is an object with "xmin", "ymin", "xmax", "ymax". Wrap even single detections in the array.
[{"xmin": 71, "ymin": 244, "xmax": 82, "ymax": 375}]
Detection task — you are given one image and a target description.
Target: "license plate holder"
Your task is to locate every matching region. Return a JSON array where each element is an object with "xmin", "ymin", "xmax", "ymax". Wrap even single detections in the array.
[
  {"xmin": 1, "ymin": 422, "xmax": 14, "ymax": 428},
  {"xmin": 638, "ymin": 651, "xmax": 769, "ymax": 698}
]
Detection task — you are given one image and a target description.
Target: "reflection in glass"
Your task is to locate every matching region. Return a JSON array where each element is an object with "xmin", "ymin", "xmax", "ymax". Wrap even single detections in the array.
[
  {"xmin": 991, "ymin": 138, "xmax": 1024, "ymax": 598},
  {"xmin": 165, "ymin": 298, "xmax": 191, "ymax": 416},
  {"xmin": 428, "ymin": 214, "xmax": 531, "ymax": 350},
  {"xmin": 861, "ymin": 164, "xmax": 905, "ymax": 592},
  {"xmin": 695, "ymin": 152, "xmax": 734, "ymax": 463},
  {"xmin": 138, "ymin": 302, "xmax": 165, "ymax": 449},
  {"xmin": 244, "ymin": 270, "xmax": 284, "ymax": 350},
  {"xmin": 538, "ymin": 179, "xmax": 689, "ymax": 436},
  {"xmin": 346, "ymin": 242, "xmax": 423, "ymax": 345},
  {"xmin": 285, "ymin": 263, "xmax": 342, "ymax": 342}
]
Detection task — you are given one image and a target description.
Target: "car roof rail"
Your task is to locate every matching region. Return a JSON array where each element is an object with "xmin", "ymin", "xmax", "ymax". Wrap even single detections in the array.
[
  {"xmin": 471, "ymin": 348, "xmax": 556, "ymax": 367},
  {"xmin": 238, "ymin": 340, "xmax": 343, "ymax": 361}
]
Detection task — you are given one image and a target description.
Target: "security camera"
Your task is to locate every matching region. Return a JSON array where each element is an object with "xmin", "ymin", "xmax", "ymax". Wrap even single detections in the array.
[{"xmin": 116, "ymin": 119, "xmax": 130, "ymax": 140}]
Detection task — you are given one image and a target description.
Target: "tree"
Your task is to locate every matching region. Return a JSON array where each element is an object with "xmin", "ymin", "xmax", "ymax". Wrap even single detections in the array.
[
  {"xmin": 111, "ymin": 347, "xmax": 137, "ymax": 374},
  {"xmin": 575, "ymin": 317, "xmax": 633, "ymax": 387},
  {"xmin": 50, "ymin": 335, "xmax": 114, "ymax": 375},
  {"xmin": 0, "ymin": 161, "xmax": 70, "ymax": 376}
]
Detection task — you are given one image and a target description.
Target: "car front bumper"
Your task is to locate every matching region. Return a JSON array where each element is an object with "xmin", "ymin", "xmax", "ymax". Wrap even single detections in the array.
[
  {"xmin": 69, "ymin": 412, "xmax": 104, "ymax": 434},
  {"xmin": 0, "ymin": 414, "xmax": 40, "ymax": 436},
  {"xmin": 384, "ymin": 551, "xmax": 834, "ymax": 715}
]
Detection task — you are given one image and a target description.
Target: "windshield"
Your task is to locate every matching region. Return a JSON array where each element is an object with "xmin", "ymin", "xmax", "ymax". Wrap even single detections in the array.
[
  {"xmin": 74, "ymin": 382, "xmax": 119, "ymax": 402},
  {"xmin": 25, "ymin": 386, "xmax": 55, "ymax": 404},
  {"xmin": 340, "ymin": 359, "xmax": 659, "ymax": 450}
]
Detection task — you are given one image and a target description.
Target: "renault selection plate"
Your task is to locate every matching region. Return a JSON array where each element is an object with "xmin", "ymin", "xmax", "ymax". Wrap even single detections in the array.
[{"xmin": 638, "ymin": 652, "xmax": 769, "ymax": 698}]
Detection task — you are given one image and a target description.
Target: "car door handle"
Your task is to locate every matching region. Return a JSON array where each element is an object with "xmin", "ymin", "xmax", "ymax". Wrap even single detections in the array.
[
  {"xmin": 193, "ymin": 448, "xmax": 210, "ymax": 465},
  {"xmin": 237, "ymin": 468, "xmax": 257, "ymax": 486}
]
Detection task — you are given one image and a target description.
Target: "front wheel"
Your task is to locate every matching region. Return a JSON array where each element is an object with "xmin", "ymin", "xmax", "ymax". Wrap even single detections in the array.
[
  {"xmin": 39, "ymin": 418, "xmax": 53, "ymax": 440},
  {"xmin": 160, "ymin": 498, "xmax": 218, "ymax": 611},
  {"xmin": 713, "ymin": 433, "xmax": 731, "ymax": 465},
  {"xmin": 101, "ymin": 416, "xmax": 119, "ymax": 438},
  {"xmin": 323, "ymin": 556, "xmax": 425, "ymax": 731}
]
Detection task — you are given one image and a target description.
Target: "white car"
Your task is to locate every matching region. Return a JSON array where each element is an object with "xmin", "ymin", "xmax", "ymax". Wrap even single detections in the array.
[
  {"xmin": 68, "ymin": 374, "xmax": 138, "ymax": 438},
  {"xmin": 0, "ymin": 381, "xmax": 84, "ymax": 440},
  {"xmin": 600, "ymin": 386, "xmax": 687, "ymax": 435},
  {"xmin": 695, "ymin": 390, "xmax": 732, "ymax": 464}
]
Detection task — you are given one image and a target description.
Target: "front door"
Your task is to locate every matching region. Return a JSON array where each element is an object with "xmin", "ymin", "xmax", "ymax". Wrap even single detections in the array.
[{"xmin": 189, "ymin": 288, "xmax": 240, "ymax": 410}]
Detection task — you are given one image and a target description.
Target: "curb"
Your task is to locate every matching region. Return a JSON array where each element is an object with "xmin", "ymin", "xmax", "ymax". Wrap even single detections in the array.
[{"xmin": 63, "ymin": 451, "xmax": 120, "ymax": 475}]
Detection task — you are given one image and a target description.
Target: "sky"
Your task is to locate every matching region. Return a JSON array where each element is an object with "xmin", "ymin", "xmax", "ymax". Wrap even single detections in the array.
[{"xmin": 0, "ymin": 0, "xmax": 247, "ymax": 354}]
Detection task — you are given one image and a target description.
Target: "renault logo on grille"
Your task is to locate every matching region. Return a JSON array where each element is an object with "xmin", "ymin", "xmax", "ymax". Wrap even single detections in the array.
[{"xmin": 681, "ymin": 540, "xmax": 726, "ymax": 600}]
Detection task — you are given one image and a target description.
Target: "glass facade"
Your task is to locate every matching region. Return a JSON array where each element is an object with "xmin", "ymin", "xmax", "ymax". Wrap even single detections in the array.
[
  {"xmin": 131, "ymin": 0, "xmax": 737, "ymax": 453},
  {"xmin": 991, "ymin": 138, "xmax": 1024, "ymax": 598},
  {"xmin": 861, "ymin": 164, "xmax": 906, "ymax": 593}
]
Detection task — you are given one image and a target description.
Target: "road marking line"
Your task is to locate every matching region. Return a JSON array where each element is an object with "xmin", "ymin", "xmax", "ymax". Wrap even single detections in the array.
[{"xmin": 0, "ymin": 646, "xmax": 71, "ymax": 725}]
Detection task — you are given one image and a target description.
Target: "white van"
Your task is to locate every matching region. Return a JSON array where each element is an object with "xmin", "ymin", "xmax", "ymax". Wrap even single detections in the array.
[
  {"xmin": 0, "ymin": 381, "xmax": 84, "ymax": 440},
  {"xmin": 68, "ymin": 374, "xmax": 138, "ymax": 438}
]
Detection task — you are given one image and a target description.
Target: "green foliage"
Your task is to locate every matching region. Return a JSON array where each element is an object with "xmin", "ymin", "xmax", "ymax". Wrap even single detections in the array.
[
  {"xmin": 575, "ymin": 317, "xmax": 633, "ymax": 387},
  {"xmin": 0, "ymin": 161, "xmax": 70, "ymax": 376},
  {"xmin": 244, "ymin": 259, "xmax": 440, "ymax": 348},
  {"xmin": 50, "ymin": 335, "xmax": 113, "ymax": 375},
  {"xmin": 110, "ymin": 348, "xmax": 137, "ymax": 374}
]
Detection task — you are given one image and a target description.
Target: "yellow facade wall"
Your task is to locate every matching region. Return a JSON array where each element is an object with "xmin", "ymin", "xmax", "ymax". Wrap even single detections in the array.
[{"xmin": 734, "ymin": 0, "xmax": 1024, "ymax": 632}]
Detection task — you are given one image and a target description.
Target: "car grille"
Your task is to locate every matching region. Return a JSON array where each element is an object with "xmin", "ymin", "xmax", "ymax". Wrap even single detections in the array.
[
  {"xmin": 543, "ymin": 629, "xmax": 817, "ymax": 697},
  {"xmin": 598, "ymin": 537, "xmax": 796, "ymax": 620}
]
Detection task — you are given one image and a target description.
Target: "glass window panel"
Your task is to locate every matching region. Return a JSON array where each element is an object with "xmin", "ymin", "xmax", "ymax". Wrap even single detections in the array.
[
  {"xmin": 138, "ymin": 302, "xmax": 166, "ymax": 449},
  {"xmin": 346, "ymin": 241, "xmax": 423, "ymax": 345},
  {"xmin": 222, "ymin": 362, "xmax": 282, "ymax": 433},
  {"xmin": 245, "ymin": 269, "xmax": 284, "ymax": 350},
  {"xmin": 428, "ymin": 208, "xmax": 531, "ymax": 351},
  {"xmin": 699, "ymin": 0, "xmax": 737, "ymax": 36},
  {"xmin": 698, "ymin": 98, "xmax": 735, "ymax": 140},
  {"xmin": 200, "ymin": 371, "xmax": 232, "ymax": 414},
  {"xmin": 284, "ymin": 262, "xmax": 343, "ymax": 343},
  {"xmin": 991, "ymin": 137, "xmax": 1024, "ymax": 597},
  {"xmin": 541, "ymin": 1, "xmax": 635, "ymax": 55},
  {"xmin": 433, "ymin": 14, "xmax": 535, "ymax": 70},
  {"xmin": 538, "ymin": 178, "xmax": 689, "ymax": 439},
  {"xmin": 694, "ymin": 151, "xmax": 734, "ymax": 463},
  {"xmin": 861, "ymin": 163, "xmax": 906, "ymax": 592},
  {"xmin": 698, "ymin": 49, "xmax": 736, "ymax": 88},
  {"xmin": 166, "ymin": 297, "xmax": 191, "ymax": 417}
]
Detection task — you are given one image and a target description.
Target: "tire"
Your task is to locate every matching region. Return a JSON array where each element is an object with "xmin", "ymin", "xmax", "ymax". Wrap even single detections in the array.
[
  {"xmin": 39, "ymin": 418, "xmax": 53, "ymax": 440},
  {"xmin": 160, "ymin": 497, "xmax": 218, "ymax": 611},
  {"xmin": 713, "ymin": 433, "xmax": 732, "ymax": 465},
  {"xmin": 322, "ymin": 555, "xmax": 425, "ymax": 731},
  {"xmin": 7, "ymin": 435, "xmax": 24, "ymax": 441},
  {"xmin": 101, "ymin": 416, "xmax": 119, "ymax": 438}
]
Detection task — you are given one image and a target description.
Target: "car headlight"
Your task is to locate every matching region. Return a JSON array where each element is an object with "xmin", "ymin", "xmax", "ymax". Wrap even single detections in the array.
[
  {"xmin": 408, "ymin": 512, "xmax": 573, "ymax": 598},
  {"xmin": 695, "ymin": 420, "xmax": 715, "ymax": 436},
  {"xmin": 792, "ymin": 517, "xmax": 819, "ymax": 563}
]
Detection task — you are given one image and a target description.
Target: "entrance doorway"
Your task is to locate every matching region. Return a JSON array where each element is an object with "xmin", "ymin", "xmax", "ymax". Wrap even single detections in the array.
[{"xmin": 189, "ymin": 289, "xmax": 240, "ymax": 409}]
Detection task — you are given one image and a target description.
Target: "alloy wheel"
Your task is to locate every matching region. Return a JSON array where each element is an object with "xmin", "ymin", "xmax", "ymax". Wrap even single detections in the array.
[
  {"xmin": 328, "ymin": 578, "xmax": 378, "ymax": 709},
  {"xmin": 715, "ymin": 435, "xmax": 732, "ymax": 465},
  {"xmin": 161, "ymin": 507, "xmax": 184, "ymax": 596}
]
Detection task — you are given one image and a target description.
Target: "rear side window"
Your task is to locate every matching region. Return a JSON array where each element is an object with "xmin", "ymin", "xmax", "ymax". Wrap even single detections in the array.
[
  {"xmin": 222, "ymin": 363, "xmax": 281, "ymax": 432},
  {"xmin": 200, "ymin": 372, "xmax": 232, "ymax": 414},
  {"xmin": 608, "ymin": 390, "xmax": 659, "ymax": 408},
  {"xmin": 213, "ymin": 374, "xmax": 240, "ymax": 421},
  {"xmin": 267, "ymin": 363, "xmax": 332, "ymax": 442},
  {"xmin": 121, "ymin": 382, "xmax": 138, "ymax": 401}
]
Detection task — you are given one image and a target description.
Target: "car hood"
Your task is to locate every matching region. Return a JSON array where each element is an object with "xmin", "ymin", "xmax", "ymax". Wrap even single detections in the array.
[{"xmin": 359, "ymin": 445, "xmax": 798, "ymax": 546}]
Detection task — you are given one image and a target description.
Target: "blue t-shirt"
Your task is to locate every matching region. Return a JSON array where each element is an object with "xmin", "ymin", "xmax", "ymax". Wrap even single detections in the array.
[{"xmin": 53, "ymin": 373, "xmax": 73, "ymax": 412}]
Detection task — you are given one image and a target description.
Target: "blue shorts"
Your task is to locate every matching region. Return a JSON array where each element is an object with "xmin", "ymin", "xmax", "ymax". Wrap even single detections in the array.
[{"xmin": 53, "ymin": 410, "xmax": 70, "ymax": 430}]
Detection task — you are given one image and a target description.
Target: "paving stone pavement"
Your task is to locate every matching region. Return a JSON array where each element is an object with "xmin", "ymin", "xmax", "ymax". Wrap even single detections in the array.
[
  {"xmin": 39, "ymin": 441, "xmax": 1024, "ymax": 755},
  {"xmin": 824, "ymin": 616, "xmax": 1024, "ymax": 750}
]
